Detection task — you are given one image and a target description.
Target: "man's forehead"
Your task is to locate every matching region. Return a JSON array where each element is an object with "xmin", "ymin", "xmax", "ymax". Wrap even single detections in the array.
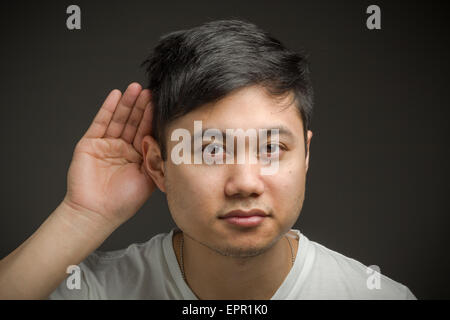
[{"xmin": 165, "ymin": 86, "xmax": 304, "ymax": 138}]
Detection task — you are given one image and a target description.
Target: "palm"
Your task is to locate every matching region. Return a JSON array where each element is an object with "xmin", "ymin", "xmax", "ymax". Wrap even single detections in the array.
[{"xmin": 65, "ymin": 83, "xmax": 156, "ymax": 225}]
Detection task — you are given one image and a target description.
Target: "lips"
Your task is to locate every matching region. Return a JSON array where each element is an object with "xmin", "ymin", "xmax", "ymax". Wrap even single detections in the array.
[
  {"xmin": 220, "ymin": 209, "xmax": 268, "ymax": 219},
  {"xmin": 219, "ymin": 209, "xmax": 268, "ymax": 227}
]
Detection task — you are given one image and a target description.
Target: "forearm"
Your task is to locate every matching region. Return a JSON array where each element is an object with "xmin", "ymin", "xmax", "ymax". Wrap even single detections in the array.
[{"xmin": 0, "ymin": 200, "xmax": 118, "ymax": 299}]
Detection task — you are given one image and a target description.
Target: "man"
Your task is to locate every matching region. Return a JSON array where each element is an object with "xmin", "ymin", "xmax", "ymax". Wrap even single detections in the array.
[{"xmin": 0, "ymin": 19, "xmax": 416, "ymax": 299}]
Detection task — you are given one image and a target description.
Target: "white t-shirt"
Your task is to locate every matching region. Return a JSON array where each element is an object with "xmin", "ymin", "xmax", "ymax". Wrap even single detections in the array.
[{"xmin": 48, "ymin": 228, "xmax": 417, "ymax": 300}]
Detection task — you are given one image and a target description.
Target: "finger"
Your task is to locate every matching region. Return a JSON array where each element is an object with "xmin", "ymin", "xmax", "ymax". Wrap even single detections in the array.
[
  {"xmin": 104, "ymin": 82, "xmax": 142, "ymax": 138},
  {"xmin": 121, "ymin": 89, "xmax": 151, "ymax": 144},
  {"xmin": 83, "ymin": 89, "xmax": 122, "ymax": 139},
  {"xmin": 133, "ymin": 99, "xmax": 154, "ymax": 155}
]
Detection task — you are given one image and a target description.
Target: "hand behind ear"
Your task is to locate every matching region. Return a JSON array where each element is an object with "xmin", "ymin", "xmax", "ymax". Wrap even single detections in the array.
[{"xmin": 63, "ymin": 83, "xmax": 157, "ymax": 228}]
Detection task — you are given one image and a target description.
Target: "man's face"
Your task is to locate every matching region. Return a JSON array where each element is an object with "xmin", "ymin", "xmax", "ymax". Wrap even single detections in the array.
[{"xmin": 162, "ymin": 85, "xmax": 312, "ymax": 257}]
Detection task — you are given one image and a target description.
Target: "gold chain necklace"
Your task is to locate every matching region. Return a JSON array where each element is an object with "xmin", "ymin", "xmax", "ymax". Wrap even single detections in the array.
[{"xmin": 179, "ymin": 233, "xmax": 295, "ymax": 281}]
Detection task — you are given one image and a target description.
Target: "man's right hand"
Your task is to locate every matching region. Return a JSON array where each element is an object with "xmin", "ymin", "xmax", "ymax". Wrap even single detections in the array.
[
  {"xmin": 0, "ymin": 83, "xmax": 158, "ymax": 299},
  {"xmin": 63, "ymin": 83, "xmax": 156, "ymax": 228}
]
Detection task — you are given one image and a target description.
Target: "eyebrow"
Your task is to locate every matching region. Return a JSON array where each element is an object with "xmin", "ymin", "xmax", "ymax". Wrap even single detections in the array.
[
  {"xmin": 192, "ymin": 125, "xmax": 296, "ymax": 143},
  {"xmin": 256, "ymin": 125, "xmax": 295, "ymax": 140}
]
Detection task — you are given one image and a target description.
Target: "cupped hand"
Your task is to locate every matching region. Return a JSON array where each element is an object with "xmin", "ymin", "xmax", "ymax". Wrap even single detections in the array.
[{"xmin": 63, "ymin": 83, "xmax": 156, "ymax": 227}]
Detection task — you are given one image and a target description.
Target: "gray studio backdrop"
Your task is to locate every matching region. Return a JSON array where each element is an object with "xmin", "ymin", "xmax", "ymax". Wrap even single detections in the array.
[{"xmin": 1, "ymin": 0, "xmax": 449, "ymax": 299}]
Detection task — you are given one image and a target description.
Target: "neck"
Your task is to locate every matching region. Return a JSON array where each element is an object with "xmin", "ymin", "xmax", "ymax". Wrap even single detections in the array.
[{"xmin": 173, "ymin": 230, "xmax": 298, "ymax": 300}]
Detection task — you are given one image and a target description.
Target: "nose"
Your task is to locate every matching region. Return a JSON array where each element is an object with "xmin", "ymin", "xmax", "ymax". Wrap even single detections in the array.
[{"xmin": 224, "ymin": 161, "xmax": 265, "ymax": 198}]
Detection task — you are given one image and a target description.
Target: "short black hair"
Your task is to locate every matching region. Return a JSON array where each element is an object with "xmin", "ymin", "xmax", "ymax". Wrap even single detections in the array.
[{"xmin": 141, "ymin": 19, "xmax": 313, "ymax": 161}]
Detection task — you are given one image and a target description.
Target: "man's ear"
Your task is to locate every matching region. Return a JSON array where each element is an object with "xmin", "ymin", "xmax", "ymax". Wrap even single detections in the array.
[
  {"xmin": 305, "ymin": 130, "xmax": 313, "ymax": 173},
  {"xmin": 142, "ymin": 135, "xmax": 166, "ymax": 193}
]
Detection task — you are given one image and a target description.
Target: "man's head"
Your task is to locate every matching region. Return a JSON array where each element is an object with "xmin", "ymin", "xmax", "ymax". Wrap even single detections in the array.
[{"xmin": 142, "ymin": 19, "xmax": 313, "ymax": 258}]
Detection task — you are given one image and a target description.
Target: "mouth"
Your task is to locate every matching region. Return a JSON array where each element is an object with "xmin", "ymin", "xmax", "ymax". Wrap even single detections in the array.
[{"xmin": 219, "ymin": 209, "xmax": 268, "ymax": 227}]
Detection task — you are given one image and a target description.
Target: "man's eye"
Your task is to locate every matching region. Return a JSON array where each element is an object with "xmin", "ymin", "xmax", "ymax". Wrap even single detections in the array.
[
  {"xmin": 260, "ymin": 143, "xmax": 280, "ymax": 156},
  {"xmin": 203, "ymin": 143, "xmax": 225, "ymax": 156}
]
